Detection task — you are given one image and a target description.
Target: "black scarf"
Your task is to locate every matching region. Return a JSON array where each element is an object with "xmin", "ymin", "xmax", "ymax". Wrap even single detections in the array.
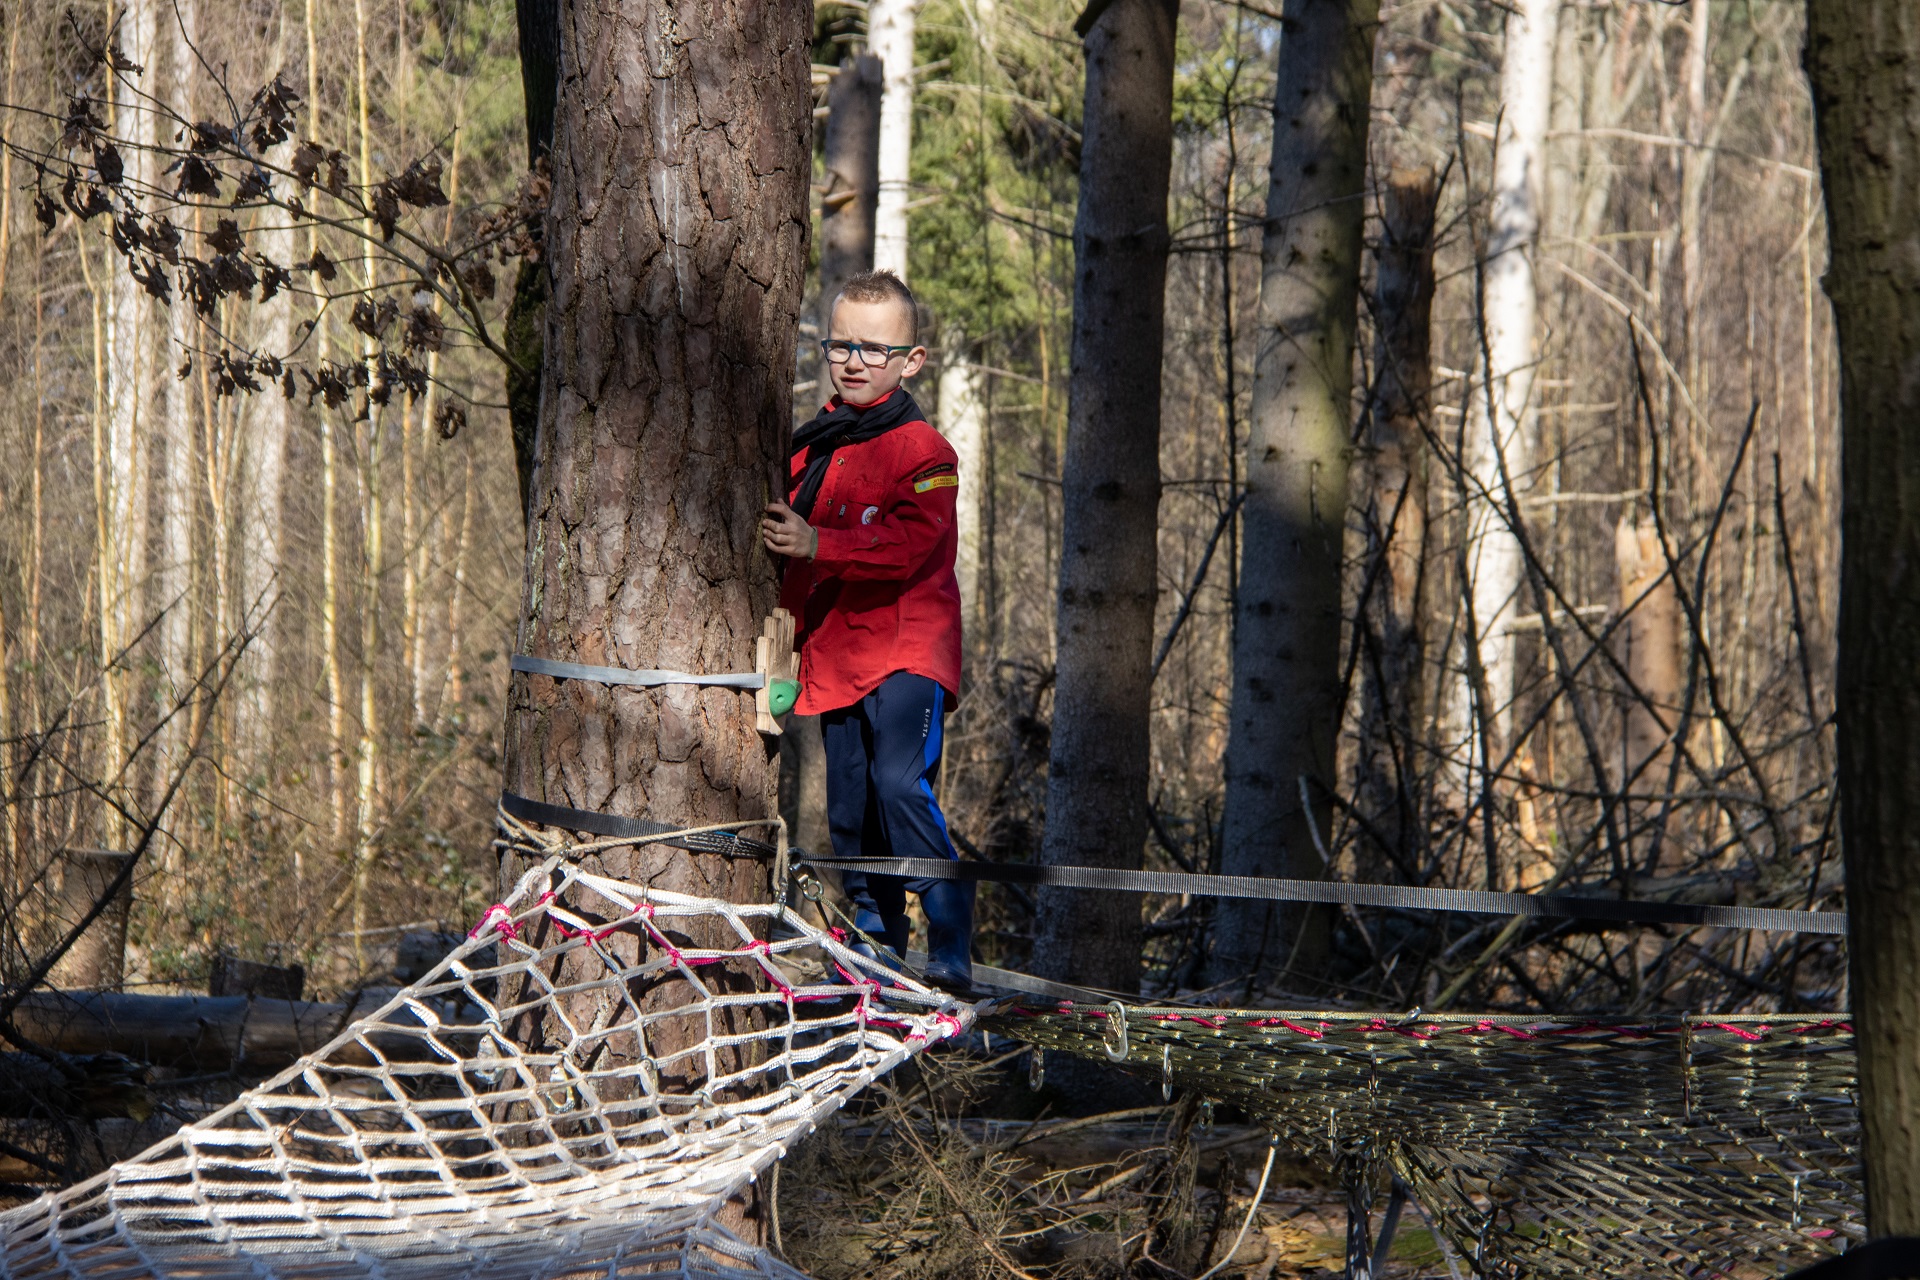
[{"xmin": 788, "ymin": 388, "xmax": 924, "ymax": 520}]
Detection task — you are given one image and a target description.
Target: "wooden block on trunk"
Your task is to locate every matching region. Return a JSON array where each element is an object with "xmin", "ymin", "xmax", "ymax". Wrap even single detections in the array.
[{"xmin": 756, "ymin": 608, "xmax": 800, "ymax": 735}]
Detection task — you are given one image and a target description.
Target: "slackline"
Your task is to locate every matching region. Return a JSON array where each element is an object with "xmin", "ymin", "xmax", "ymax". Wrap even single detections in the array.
[
  {"xmin": 795, "ymin": 854, "xmax": 1845, "ymax": 935},
  {"xmin": 499, "ymin": 792, "xmax": 779, "ymax": 859},
  {"xmin": 511, "ymin": 654, "xmax": 765, "ymax": 690},
  {"xmin": 500, "ymin": 792, "xmax": 1843, "ymax": 934}
]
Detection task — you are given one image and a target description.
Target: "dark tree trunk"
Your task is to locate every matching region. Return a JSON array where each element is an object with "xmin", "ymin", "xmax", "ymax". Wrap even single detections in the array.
[
  {"xmin": 1032, "ymin": 0, "xmax": 1178, "ymax": 996},
  {"xmin": 506, "ymin": 0, "xmax": 562, "ymax": 521},
  {"xmin": 515, "ymin": 0, "xmax": 560, "ymax": 166},
  {"xmin": 1357, "ymin": 166, "xmax": 1436, "ymax": 869},
  {"xmin": 805, "ymin": 58, "xmax": 881, "ymax": 825},
  {"xmin": 1209, "ymin": 0, "xmax": 1379, "ymax": 991},
  {"xmin": 817, "ymin": 55, "xmax": 882, "ymax": 330},
  {"xmin": 1806, "ymin": 0, "xmax": 1920, "ymax": 1237},
  {"xmin": 499, "ymin": 0, "xmax": 813, "ymax": 1242},
  {"xmin": 784, "ymin": 54, "xmax": 880, "ymax": 879}
]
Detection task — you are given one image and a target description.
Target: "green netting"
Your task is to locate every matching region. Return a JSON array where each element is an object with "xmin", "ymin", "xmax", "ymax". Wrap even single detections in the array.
[{"xmin": 993, "ymin": 1003, "xmax": 1859, "ymax": 1277}]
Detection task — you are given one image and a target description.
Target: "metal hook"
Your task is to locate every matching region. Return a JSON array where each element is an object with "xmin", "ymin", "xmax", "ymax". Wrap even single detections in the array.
[{"xmin": 1102, "ymin": 1001, "xmax": 1130, "ymax": 1061}]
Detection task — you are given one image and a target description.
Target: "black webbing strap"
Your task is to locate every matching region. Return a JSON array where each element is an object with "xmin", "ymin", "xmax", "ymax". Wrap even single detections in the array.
[
  {"xmin": 501, "ymin": 792, "xmax": 779, "ymax": 860},
  {"xmin": 511, "ymin": 654, "xmax": 765, "ymax": 691},
  {"xmin": 793, "ymin": 855, "xmax": 1846, "ymax": 935}
]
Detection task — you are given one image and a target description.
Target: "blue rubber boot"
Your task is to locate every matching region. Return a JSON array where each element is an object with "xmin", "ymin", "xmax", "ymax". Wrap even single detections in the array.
[{"xmin": 918, "ymin": 878, "xmax": 976, "ymax": 993}]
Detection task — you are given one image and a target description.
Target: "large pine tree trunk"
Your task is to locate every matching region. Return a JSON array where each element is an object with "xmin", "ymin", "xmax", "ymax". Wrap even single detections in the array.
[
  {"xmin": 1032, "ymin": 0, "xmax": 1178, "ymax": 997},
  {"xmin": 503, "ymin": 0, "xmax": 812, "ymax": 904},
  {"xmin": 1210, "ymin": 0, "xmax": 1378, "ymax": 990},
  {"xmin": 498, "ymin": 1, "xmax": 811, "ymax": 1242},
  {"xmin": 1806, "ymin": 0, "xmax": 1920, "ymax": 1238}
]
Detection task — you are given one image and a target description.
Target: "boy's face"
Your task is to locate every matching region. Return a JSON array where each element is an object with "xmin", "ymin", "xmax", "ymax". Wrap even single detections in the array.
[{"xmin": 827, "ymin": 295, "xmax": 926, "ymax": 407}]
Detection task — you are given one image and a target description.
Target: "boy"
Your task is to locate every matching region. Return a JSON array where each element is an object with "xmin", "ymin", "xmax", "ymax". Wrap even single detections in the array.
[{"xmin": 761, "ymin": 269, "xmax": 974, "ymax": 993}]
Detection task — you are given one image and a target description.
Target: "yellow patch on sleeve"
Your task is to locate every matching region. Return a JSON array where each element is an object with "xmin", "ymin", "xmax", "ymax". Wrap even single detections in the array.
[{"xmin": 914, "ymin": 473, "xmax": 960, "ymax": 493}]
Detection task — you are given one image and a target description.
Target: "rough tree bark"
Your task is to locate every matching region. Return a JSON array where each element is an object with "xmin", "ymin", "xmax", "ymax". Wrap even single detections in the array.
[
  {"xmin": 498, "ymin": 0, "xmax": 813, "ymax": 1242},
  {"xmin": 867, "ymin": 0, "xmax": 918, "ymax": 277},
  {"xmin": 1210, "ymin": 0, "xmax": 1379, "ymax": 990},
  {"xmin": 1357, "ymin": 166, "xmax": 1437, "ymax": 866},
  {"xmin": 1806, "ymin": 0, "xmax": 1920, "ymax": 1238},
  {"xmin": 1032, "ymin": 0, "xmax": 1178, "ymax": 998}
]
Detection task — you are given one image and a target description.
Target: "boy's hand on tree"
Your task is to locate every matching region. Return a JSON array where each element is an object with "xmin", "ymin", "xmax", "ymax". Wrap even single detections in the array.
[{"xmin": 762, "ymin": 502, "xmax": 817, "ymax": 561}]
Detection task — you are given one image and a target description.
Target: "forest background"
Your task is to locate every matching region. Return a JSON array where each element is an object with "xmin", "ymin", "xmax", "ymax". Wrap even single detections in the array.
[{"xmin": 0, "ymin": 0, "xmax": 1842, "ymax": 1027}]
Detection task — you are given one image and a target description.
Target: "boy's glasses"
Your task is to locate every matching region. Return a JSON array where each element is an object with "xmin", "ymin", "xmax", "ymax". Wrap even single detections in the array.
[{"xmin": 821, "ymin": 339, "xmax": 916, "ymax": 367}]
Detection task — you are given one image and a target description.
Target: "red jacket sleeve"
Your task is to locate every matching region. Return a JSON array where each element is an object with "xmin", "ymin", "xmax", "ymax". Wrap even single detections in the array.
[{"xmin": 812, "ymin": 444, "xmax": 959, "ymax": 582}]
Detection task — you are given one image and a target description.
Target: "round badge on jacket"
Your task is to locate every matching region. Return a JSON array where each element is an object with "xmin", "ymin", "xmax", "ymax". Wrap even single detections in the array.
[{"xmin": 861, "ymin": 505, "xmax": 880, "ymax": 525}]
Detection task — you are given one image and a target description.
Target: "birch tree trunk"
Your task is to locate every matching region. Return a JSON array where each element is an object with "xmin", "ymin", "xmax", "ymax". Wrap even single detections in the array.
[
  {"xmin": 937, "ymin": 336, "xmax": 986, "ymax": 635},
  {"xmin": 304, "ymin": 0, "xmax": 349, "ymax": 848},
  {"xmin": 1449, "ymin": 0, "xmax": 1558, "ymax": 771},
  {"xmin": 100, "ymin": 0, "xmax": 160, "ymax": 827},
  {"xmin": 499, "ymin": 0, "xmax": 812, "ymax": 1240},
  {"xmin": 1210, "ymin": 0, "xmax": 1378, "ymax": 989},
  {"xmin": 154, "ymin": 0, "xmax": 196, "ymax": 799},
  {"xmin": 868, "ymin": 0, "xmax": 917, "ymax": 277},
  {"xmin": 351, "ymin": 0, "xmax": 383, "ymax": 966},
  {"xmin": 238, "ymin": 253, "xmax": 288, "ymax": 766},
  {"xmin": 1806, "ymin": 0, "xmax": 1920, "ymax": 1237},
  {"xmin": 1034, "ymin": 0, "xmax": 1178, "ymax": 997}
]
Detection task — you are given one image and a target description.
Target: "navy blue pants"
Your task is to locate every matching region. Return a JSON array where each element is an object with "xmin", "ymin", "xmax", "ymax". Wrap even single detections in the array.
[{"xmin": 822, "ymin": 672, "xmax": 974, "ymax": 982}]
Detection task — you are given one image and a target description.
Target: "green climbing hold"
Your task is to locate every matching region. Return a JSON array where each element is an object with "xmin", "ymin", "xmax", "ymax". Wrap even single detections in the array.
[{"xmin": 769, "ymin": 678, "xmax": 801, "ymax": 718}]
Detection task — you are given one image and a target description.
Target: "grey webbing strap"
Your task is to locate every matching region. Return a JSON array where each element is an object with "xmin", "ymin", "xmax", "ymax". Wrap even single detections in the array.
[
  {"xmin": 501, "ymin": 792, "xmax": 779, "ymax": 860},
  {"xmin": 793, "ymin": 855, "xmax": 1845, "ymax": 935},
  {"xmin": 512, "ymin": 654, "xmax": 765, "ymax": 691}
]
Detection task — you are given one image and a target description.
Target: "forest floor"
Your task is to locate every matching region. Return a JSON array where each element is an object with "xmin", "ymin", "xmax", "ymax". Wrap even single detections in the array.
[{"xmin": 777, "ymin": 1045, "xmax": 1459, "ymax": 1280}]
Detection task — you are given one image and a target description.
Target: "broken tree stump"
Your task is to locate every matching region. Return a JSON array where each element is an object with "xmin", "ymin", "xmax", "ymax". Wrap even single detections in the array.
[{"xmin": 45, "ymin": 849, "xmax": 132, "ymax": 992}]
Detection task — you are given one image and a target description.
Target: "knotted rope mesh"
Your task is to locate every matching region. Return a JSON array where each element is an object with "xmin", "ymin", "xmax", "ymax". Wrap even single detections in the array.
[
  {"xmin": 0, "ymin": 796, "xmax": 1867, "ymax": 1280},
  {"xmin": 0, "ymin": 819, "xmax": 974, "ymax": 1280},
  {"xmin": 999, "ymin": 1002, "xmax": 1860, "ymax": 1277}
]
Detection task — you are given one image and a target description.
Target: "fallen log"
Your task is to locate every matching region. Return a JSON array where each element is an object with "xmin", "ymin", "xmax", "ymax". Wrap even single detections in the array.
[{"xmin": 9, "ymin": 990, "xmax": 480, "ymax": 1071}]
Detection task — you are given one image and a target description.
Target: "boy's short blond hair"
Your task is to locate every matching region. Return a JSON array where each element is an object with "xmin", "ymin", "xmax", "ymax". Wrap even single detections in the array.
[{"xmin": 835, "ymin": 269, "xmax": 920, "ymax": 344}]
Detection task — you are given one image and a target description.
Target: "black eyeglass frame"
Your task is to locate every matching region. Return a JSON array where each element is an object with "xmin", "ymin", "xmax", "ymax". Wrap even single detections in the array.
[{"xmin": 820, "ymin": 338, "xmax": 919, "ymax": 367}]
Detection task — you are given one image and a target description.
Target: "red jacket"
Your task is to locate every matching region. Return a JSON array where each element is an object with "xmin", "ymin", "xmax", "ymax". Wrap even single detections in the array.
[{"xmin": 781, "ymin": 402, "xmax": 963, "ymax": 714}]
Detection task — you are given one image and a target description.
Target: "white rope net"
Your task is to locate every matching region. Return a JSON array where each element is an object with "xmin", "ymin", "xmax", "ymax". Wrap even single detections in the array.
[{"xmin": 0, "ymin": 824, "xmax": 974, "ymax": 1280}]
